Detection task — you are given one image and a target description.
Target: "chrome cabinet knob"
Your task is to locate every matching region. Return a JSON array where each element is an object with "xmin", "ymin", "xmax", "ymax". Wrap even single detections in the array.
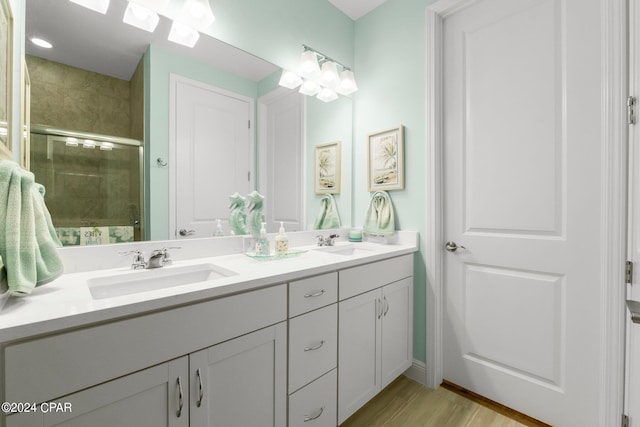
[{"xmin": 445, "ymin": 241, "xmax": 466, "ymax": 252}]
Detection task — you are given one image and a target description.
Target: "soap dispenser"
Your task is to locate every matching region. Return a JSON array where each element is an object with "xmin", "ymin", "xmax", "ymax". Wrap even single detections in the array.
[
  {"xmin": 214, "ymin": 219, "xmax": 224, "ymax": 237},
  {"xmin": 275, "ymin": 222, "xmax": 289, "ymax": 255},
  {"xmin": 255, "ymin": 222, "xmax": 271, "ymax": 256}
]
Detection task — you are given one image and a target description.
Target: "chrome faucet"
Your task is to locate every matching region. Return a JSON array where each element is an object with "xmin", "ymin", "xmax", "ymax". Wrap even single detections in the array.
[
  {"xmin": 120, "ymin": 247, "xmax": 180, "ymax": 270},
  {"xmin": 317, "ymin": 234, "xmax": 340, "ymax": 247}
]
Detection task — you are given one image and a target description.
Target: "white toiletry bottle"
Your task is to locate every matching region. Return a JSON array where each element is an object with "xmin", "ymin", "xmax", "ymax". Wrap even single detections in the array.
[
  {"xmin": 214, "ymin": 219, "xmax": 224, "ymax": 236},
  {"xmin": 256, "ymin": 222, "xmax": 270, "ymax": 256},
  {"xmin": 275, "ymin": 221, "xmax": 289, "ymax": 255}
]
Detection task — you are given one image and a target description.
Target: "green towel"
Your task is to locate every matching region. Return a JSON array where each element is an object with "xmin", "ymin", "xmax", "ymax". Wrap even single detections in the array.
[
  {"xmin": 313, "ymin": 194, "xmax": 341, "ymax": 230},
  {"xmin": 363, "ymin": 191, "xmax": 395, "ymax": 236},
  {"xmin": 0, "ymin": 160, "xmax": 64, "ymax": 295}
]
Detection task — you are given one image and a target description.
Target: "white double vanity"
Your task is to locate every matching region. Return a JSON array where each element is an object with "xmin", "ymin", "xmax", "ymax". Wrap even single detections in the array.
[{"xmin": 0, "ymin": 230, "xmax": 417, "ymax": 427}]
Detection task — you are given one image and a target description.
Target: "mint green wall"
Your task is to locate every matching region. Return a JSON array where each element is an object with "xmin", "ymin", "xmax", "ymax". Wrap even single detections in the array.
[
  {"xmin": 353, "ymin": 0, "xmax": 437, "ymax": 363},
  {"xmin": 201, "ymin": 0, "xmax": 354, "ymax": 76},
  {"xmin": 145, "ymin": 45, "xmax": 259, "ymax": 240},
  {"xmin": 306, "ymin": 96, "xmax": 353, "ymax": 230}
]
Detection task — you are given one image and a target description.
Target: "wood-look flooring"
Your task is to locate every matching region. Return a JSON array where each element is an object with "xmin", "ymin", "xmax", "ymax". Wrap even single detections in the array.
[{"xmin": 340, "ymin": 376, "xmax": 542, "ymax": 427}]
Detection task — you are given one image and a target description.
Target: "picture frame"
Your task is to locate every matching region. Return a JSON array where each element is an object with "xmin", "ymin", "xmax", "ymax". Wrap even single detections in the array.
[
  {"xmin": 0, "ymin": 0, "xmax": 13, "ymax": 161},
  {"xmin": 314, "ymin": 141, "xmax": 341, "ymax": 194},
  {"xmin": 367, "ymin": 125, "xmax": 404, "ymax": 191}
]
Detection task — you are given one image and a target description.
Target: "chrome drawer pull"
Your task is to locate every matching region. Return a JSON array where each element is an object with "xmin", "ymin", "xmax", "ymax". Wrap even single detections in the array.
[
  {"xmin": 304, "ymin": 340, "xmax": 325, "ymax": 352},
  {"xmin": 304, "ymin": 289, "xmax": 325, "ymax": 298},
  {"xmin": 304, "ymin": 406, "xmax": 325, "ymax": 422},
  {"xmin": 196, "ymin": 368, "xmax": 204, "ymax": 407},
  {"xmin": 176, "ymin": 377, "xmax": 184, "ymax": 417}
]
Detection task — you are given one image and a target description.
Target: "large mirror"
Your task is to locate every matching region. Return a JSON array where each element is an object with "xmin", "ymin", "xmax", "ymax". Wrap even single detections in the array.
[{"xmin": 25, "ymin": 0, "xmax": 353, "ymax": 245}]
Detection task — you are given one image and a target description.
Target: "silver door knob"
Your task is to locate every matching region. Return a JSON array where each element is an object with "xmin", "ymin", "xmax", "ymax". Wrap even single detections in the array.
[
  {"xmin": 179, "ymin": 229, "xmax": 195, "ymax": 236},
  {"xmin": 445, "ymin": 241, "xmax": 466, "ymax": 252}
]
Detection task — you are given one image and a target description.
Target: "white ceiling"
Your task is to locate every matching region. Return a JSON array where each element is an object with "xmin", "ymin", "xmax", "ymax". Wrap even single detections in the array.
[
  {"xmin": 25, "ymin": 0, "xmax": 279, "ymax": 81},
  {"xmin": 25, "ymin": 0, "xmax": 385, "ymax": 83},
  {"xmin": 329, "ymin": 0, "xmax": 388, "ymax": 20}
]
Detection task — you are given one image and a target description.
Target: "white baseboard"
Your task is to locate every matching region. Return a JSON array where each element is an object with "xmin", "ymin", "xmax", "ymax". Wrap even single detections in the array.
[{"xmin": 404, "ymin": 359, "xmax": 427, "ymax": 386}]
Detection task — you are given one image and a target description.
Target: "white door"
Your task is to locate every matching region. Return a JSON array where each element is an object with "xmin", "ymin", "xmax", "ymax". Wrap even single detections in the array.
[
  {"xmin": 170, "ymin": 75, "xmax": 253, "ymax": 239},
  {"xmin": 380, "ymin": 278, "xmax": 413, "ymax": 389},
  {"xmin": 626, "ymin": 1, "xmax": 640, "ymax": 423},
  {"xmin": 258, "ymin": 88, "xmax": 304, "ymax": 232},
  {"xmin": 442, "ymin": 0, "xmax": 605, "ymax": 425}
]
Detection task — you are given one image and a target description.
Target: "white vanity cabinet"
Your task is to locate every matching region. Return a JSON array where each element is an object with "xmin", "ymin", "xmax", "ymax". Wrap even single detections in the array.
[
  {"xmin": 337, "ymin": 255, "xmax": 414, "ymax": 424},
  {"xmin": 189, "ymin": 323, "xmax": 287, "ymax": 427},
  {"xmin": 6, "ymin": 357, "xmax": 189, "ymax": 427},
  {"xmin": 3, "ymin": 284, "xmax": 287, "ymax": 427},
  {"xmin": 288, "ymin": 272, "xmax": 338, "ymax": 427}
]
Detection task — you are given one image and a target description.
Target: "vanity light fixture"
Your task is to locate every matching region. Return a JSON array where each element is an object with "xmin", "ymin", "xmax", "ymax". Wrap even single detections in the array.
[
  {"xmin": 168, "ymin": 21, "xmax": 200, "ymax": 48},
  {"xmin": 279, "ymin": 45, "xmax": 358, "ymax": 102},
  {"xmin": 123, "ymin": 1, "xmax": 160, "ymax": 32},
  {"xmin": 31, "ymin": 37, "xmax": 53, "ymax": 49},
  {"xmin": 176, "ymin": 0, "xmax": 216, "ymax": 31},
  {"xmin": 69, "ymin": 0, "xmax": 110, "ymax": 15},
  {"xmin": 278, "ymin": 70, "xmax": 303, "ymax": 89}
]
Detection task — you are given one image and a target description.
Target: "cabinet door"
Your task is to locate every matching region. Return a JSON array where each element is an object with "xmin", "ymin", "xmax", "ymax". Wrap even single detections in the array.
[
  {"xmin": 7, "ymin": 357, "xmax": 189, "ymax": 427},
  {"xmin": 337, "ymin": 289, "xmax": 381, "ymax": 424},
  {"xmin": 190, "ymin": 322, "xmax": 287, "ymax": 427},
  {"xmin": 380, "ymin": 277, "xmax": 413, "ymax": 388}
]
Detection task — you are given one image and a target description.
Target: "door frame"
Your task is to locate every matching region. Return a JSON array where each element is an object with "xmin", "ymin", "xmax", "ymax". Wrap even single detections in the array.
[
  {"xmin": 168, "ymin": 73, "xmax": 255, "ymax": 239},
  {"xmin": 424, "ymin": 0, "xmax": 628, "ymax": 424}
]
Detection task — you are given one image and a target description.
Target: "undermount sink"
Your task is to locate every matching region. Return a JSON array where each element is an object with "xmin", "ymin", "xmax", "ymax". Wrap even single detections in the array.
[
  {"xmin": 88, "ymin": 263, "xmax": 237, "ymax": 300},
  {"xmin": 312, "ymin": 243, "xmax": 375, "ymax": 256}
]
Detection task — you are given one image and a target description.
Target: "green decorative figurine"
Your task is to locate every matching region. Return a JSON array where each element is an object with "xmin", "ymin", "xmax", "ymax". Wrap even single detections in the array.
[
  {"xmin": 246, "ymin": 191, "xmax": 266, "ymax": 236},
  {"xmin": 228, "ymin": 192, "xmax": 249, "ymax": 235}
]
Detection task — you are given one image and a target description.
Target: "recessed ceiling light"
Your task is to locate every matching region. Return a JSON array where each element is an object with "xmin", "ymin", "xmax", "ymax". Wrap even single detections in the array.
[{"xmin": 31, "ymin": 37, "xmax": 53, "ymax": 49}]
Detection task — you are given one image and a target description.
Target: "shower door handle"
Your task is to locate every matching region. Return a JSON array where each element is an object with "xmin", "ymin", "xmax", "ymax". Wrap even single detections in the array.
[{"xmin": 179, "ymin": 228, "xmax": 195, "ymax": 236}]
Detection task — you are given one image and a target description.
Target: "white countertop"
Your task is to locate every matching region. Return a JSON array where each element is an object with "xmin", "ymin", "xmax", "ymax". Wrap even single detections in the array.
[{"xmin": 0, "ymin": 232, "xmax": 418, "ymax": 344}]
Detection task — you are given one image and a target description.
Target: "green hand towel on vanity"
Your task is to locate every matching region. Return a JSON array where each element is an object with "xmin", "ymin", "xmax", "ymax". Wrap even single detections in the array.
[
  {"xmin": 0, "ymin": 160, "xmax": 64, "ymax": 295},
  {"xmin": 363, "ymin": 191, "xmax": 395, "ymax": 236},
  {"xmin": 313, "ymin": 194, "xmax": 341, "ymax": 229}
]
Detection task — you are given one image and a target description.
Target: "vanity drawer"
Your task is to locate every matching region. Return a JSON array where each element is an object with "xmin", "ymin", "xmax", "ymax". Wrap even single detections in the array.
[
  {"xmin": 339, "ymin": 254, "xmax": 413, "ymax": 300},
  {"xmin": 289, "ymin": 272, "xmax": 338, "ymax": 317},
  {"xmin": 289, "ymin": 369, "xmax": 337, "ymax": 427},
  {"xmin": 289, "ymin": 304, "xmax": 337, "ymax": 393}
]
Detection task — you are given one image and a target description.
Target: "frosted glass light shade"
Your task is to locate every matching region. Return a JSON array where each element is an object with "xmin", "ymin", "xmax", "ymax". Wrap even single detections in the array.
[
  {"xmin": 82, "ymin": 139, "xmax": 96, "ymax": 149},
  {"xmin": 279, "ymin": 70, "xmax": 303, "ymax": 89},
  {"xmin": 177, "ymin": 0, "xmax": 215, "ymax": 30},
  {"xmin": 168, "ymin": 21, "xmax": 200, "ymax": 47},
  {"xmin": 70, "ymin": 0, "xmax": 110, "ymax": 14},
  {"xmin": 123, "ymin": 2, "xmax": 159, "ymax": 32},
  {"xmin": 319, "ymin": 61, "xmax": 340, "ymax": 89},
  {"xmin": 317, "ymin": 87, "xmax": 338, "ymax": 103},
  {"xmin": 298, "ymin": 51, "xmax": 321, "ymax": 79},
  {"xmin": 336, "ymin": 69, "xmax": 358, "ymax": 95},
  {"xmin": 299, "ymin": 79, "xmax": 320, "ymax": 96},
  {"xmin": 129, "ymin": 0, "xmax": 169, "ymax": 13}
]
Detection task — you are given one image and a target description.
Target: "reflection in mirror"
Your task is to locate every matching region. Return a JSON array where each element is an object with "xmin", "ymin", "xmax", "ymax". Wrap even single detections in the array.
[
  {"xmin": 0, "ymin": 0, "xmax": 13, "ymax": 160},
  {"xmin": 25, "ymin": 0, "xmax": 352, "ymax": 244}
]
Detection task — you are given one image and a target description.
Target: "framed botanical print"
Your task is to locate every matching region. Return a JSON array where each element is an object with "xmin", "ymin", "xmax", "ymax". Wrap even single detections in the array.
[
  {"xmin": 314, "ymin": 141, "xmax": 341, "ymax": 194},
  {"xmin": 367, "ymin": 125, "xmax": 404, "ymax": 191}
]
